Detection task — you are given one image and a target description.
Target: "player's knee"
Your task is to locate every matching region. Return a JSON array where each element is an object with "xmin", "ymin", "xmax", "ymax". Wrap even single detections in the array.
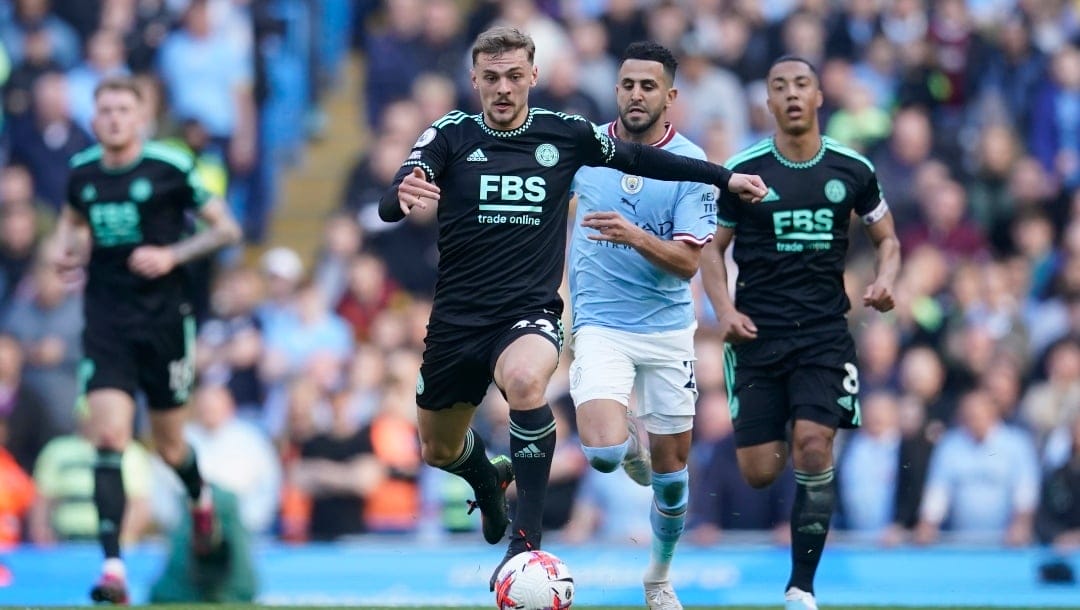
[
  {"xmin": 743, "ymin": 469, "xmax": 778, "ymax": 489},
  {"xmin": 652, "ymin": 468, "xmax": 689, "ymax": 513},
  {"xmin": 792, "ymin": 434, "xmax": 832, "ymax": 473},
  {"xmin": 581, "ymin": 443, "xmax": 627, "ymax": 473},
  {"xmin": 420, "ymin": 440, "xmax": 458, "ymax": 467},
  {"xmin": 500, "ymin": 366, "xmax": 547, "ymax": 406}
]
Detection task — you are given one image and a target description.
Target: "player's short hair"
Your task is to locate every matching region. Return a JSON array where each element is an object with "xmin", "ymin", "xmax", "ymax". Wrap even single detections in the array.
[
  {"xmin": 620, "ymin": 41, "xmax": 678, "ymax": 84},
  {"xmin": 767, "ymin": 55, "xmax": 820, "ymax": 85},
  {"xmin": 93, "ymin": 76, "xmax": 142, "ymax": 101},
  {"xmin": 471, "ymin": 26, "xmax": 536, "ymax": 65}
]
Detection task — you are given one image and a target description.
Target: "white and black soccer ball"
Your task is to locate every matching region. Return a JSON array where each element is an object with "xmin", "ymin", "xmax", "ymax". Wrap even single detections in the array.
[{"xmin": 493, "ymin": 550, "xmax": 575, "ymax": 610}]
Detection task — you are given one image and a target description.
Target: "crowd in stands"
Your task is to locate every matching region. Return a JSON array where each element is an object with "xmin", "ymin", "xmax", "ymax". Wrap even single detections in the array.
[{"xmin": 1, "ymin": 0, "xmax": 1080, "ymax": 556}]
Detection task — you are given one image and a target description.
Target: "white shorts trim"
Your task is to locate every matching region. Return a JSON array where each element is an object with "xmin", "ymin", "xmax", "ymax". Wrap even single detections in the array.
[{"xmin": 569, "ymin": 324, "xmax": 697, "ymax": 435}]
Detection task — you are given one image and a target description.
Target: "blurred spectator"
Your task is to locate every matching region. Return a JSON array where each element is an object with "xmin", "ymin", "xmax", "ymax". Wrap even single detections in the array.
[
  {"xmin": 858, "ymin": 319, "xmax": 901, "ymax": 394},
  {"xmin": 915, "ymin": 389, "xmax": 1040, "ymax": 546},
  {"xmin": 899, "ymin": 345, "xmax": 954, "ymax": 432},
  {"xmin": 974, "ymin": 15, "xmax": 1046, "ymax": 137},
  {"xmin": 837, "ymin": 391, "xmax": 931, "ymax": 545},
  {"xmin": 567, "ymin": 19, "xmax": 617, "ymax": 115},
  {"xmin": 1, "ymin": 243, "xmax": 82, "ymax": 438},
  {"xmin": 362, "ymin": 0, "xmax": 426, "ymax": 127},
  {"xmin": 1035, "ymin": 412, "xmax": 1080, "ymax": 551},
  {"xmin": 361, "ymin": 370, "xmax": 421, "ymax": 533},
  {"xmin": 531, "ymin": 51, "xmax": 601, "ymax": 122},
  {"xmin": 28, "ymin": 419, "xmax": 152, "ymax": 545},
  {"xmin": 599, "ymin": 0, "xmax": 647, "ymax": 61},
  {"xmin": 966, "ymin": 124, "xmax": 1022, "ymax": 254},
  {"xmin": 900, "ymin": 179, "xmax": 987, "ymax": 261},
  {"xmin": 261, "ymin": 279, "xmax": 354, "ymax": 385},
  {"xmin": 157, "ymin": 0, "xmax": 255, "ymax": 178},
  {"xmin": 827, "ymin": 0, "xmax": 884, "ymax": 63},
  {"xmin": 0, "ymin": 194, "xmax": 44, "ymax": 306},
  {"xmin": 8, "ymin": 71, "xmax": 92, "ymax": 209},
  {"xmin": 0, "ymin": 413, "xmax": 34, "ymax": 548},
  {"xmin": 286, "ymin": 380, "xmax": 384, "ymax": 541},
  {"xmin": 152, "ymin": 385, "xmax": 281, "ymax": 535},
  {"xmin": 2, "ymin": 25, "xmax": 60, "ymax": 119},
  {"xmin": 824, "ymin": 79, "xmax": 891, "ymax": 152},
  {"xmin": 1021, "ymin": 338, "xmax": 1080, "ymax": 454},
  {"xmin": 0, "ymin": 333, "xmax": 52, "ymax": 474},
  {"xmin": 417, "ymin": 0, "xmax": 468, "ymax": 91},
  {"xmin": 65, "ymin": 28, "xmax": 129, "ymax": 134},
  {"xmin": 0, "ymin": 0, "xmax": 81, "ymax": 70},
  {"xmin": 1030, "ymin": 44, "xmax": 1080, "ymax": 189},
  {"xmin": 197, "ymin": 266, "xmax": 267, "ymax": 418},
  {"xmin": 671, "ymin": 35, "xmax": 748, "ymax": 147},
  {"xmin": 688, "ymin": 391, "xmax": 793, "ymax": 546},
  {"xmin": 871, "ymin": 106, "xmax": 936, "ymax": 229},
  {"xmin": 335, "ymin": 253, "xmax": 399, "ymax": 343},
  {"xmin": 313, "ymin": 211, "xmax": 363, "ymax": 307},
  {"xmin": 256, "ymin": 246, "xmax": 304, "ymax": 336}
]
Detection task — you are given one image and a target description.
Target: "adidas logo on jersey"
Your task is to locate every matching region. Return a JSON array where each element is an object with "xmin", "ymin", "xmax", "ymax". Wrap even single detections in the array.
[
  {"xmin": 514, "ymin": 443, "xmax": 547, "ymax": 458},
  {"xmin": 761, "ymin": 187, "xmax": 781, "ymax": 203},
  {"xmin": 467, "ymin": 148, "xmax": 488, "ymax": 162}
]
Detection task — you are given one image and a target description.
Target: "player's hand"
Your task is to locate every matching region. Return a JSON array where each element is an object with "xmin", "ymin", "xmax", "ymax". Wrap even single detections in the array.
[
  {"xmin": 581, "ymin": 210, "xmax": 642, "ymax": 247},
  {"xmin": 397, "ymin": 167, "xmax": 441, "ymax": 216},
  {"xmin": 862, "ymin": 279, "xmax": 895, "ymax": 312},
  {"xmin": 717, "ymin": 309, "xmax": 757, "ymax": 343},
  {"xmin": 726, "ymin": 173, "xmax": 768, "ymax": 203},
  {"xmin": 128, "ymin": 245, "xmax": 178, "ymax": 278}
]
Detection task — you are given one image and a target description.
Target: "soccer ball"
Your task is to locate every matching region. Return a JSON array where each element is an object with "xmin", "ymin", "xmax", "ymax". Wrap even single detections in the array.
[{"xmin": 493, "ymin": 550, "xmax": 575, "ymax": 610}]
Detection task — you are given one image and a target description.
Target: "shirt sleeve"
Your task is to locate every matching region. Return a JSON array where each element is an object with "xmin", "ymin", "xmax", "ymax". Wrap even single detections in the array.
[
  {"xmin": 673, "ymin": 180, "xmax": 717, "ymax": 246},
  {"xmin": 715, "ymin": 182, "xmax": 740, "ymax": 228},
  {"xmin": 378, "ymin": 124, "xmax": 451, "ymax": 222},
  {"xmin": 856, "ymin": 170, "xmax": 889, "ymax": 225},
  {"xmin": 183, "ymin": 165, "xmax": 213, "ymax": 211}
]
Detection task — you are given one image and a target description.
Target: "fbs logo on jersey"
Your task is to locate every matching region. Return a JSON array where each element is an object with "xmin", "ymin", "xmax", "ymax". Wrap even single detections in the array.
[
  {"xmin": 467, "ymin": 148, "xmax": 488, "ymax": 162},
  {"xmin": 761, "ymin": 187, "xmax": 781, "ymax": 203}
]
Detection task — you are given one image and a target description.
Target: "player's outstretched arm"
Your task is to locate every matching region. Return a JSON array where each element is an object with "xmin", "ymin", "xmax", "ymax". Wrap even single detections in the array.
[
  {"xmin": 861, "ymin": 210, "xmax": 900, "ymax": 312},
  {"xmin": 700, "ymin": 228, "xmax": 757, "ymax": 343},
  {"xmin": 605, "ymin": 140, "xmax": 767, "ymax": 202},
  {"xmin": 581, "ymin": 210, "xmax": 702, "ymax": 279},
  {"xmin": 129, "ymin": 196, "xmax": 242, "ymax": 279},
  {"xmin": 379, "ymin": 167, "xmax": 442, "ymax": 222}
]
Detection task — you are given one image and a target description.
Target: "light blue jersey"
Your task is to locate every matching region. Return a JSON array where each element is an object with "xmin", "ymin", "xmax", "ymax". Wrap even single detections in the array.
[{"xmin": 569, "ymin": 122, "xmax": 716, "ymax": 333}]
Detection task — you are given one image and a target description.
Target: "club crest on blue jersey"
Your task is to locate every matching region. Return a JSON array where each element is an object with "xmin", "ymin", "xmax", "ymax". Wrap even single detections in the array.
[
  {"xmin": 535, "ymin": 143, "xmax": 559, "ymax": 167},
  {"xmin": 621, "ymin": 175, "xmax": 644, "ymax": 194}
]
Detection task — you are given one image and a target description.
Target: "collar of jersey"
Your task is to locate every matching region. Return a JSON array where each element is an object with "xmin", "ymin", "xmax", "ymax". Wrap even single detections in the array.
[
  {"xmin": 473, "ymin": 108, "xmax": 535, "ymax": 137},
  {"xmin": 770, "ymin": 136, "xmax": 825, "ymax": 169},
  {"xmin": 606, "ymin": 121, "xmax": 675, "ymax": 147}
]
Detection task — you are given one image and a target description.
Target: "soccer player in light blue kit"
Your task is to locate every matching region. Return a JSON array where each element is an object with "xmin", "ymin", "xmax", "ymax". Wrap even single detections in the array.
[{"xmin": 569, "ymin": 41, "xmax": 716, "ymax": 610}]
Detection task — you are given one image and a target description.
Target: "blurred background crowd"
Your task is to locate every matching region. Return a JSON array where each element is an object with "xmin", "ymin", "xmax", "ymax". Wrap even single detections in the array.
[{"xmin": 0, "ymin": 0, "xmax": 1079, "ymax": 557}]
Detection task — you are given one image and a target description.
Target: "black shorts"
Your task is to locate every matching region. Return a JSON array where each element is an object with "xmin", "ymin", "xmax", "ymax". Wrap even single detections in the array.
[
  {"xmin": 723, "ymin": 327, "xmax": 861, "ymax": 448},
  {"xmin": 79, "ymin": 314, "xmax": 197, "ymax": 410},
  {"xmin": 416, "ymin": 312, "xmax": 564, "ymax": 411}
]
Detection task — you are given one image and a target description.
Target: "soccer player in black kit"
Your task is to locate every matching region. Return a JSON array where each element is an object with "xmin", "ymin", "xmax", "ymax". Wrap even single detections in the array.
[
  {"xmin": 53, "ymin": 78, "xmax": 242, "ymax": 604},
  {"xmin": 700, "ymin": 57, "xmax": 901, "ymax": 610},
  {"xmin": 379, "ymin": 27, "xmax": 767, "ymax": 589}
]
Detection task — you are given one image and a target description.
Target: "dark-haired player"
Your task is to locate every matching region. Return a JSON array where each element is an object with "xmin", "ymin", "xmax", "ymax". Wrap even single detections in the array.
[
  {"xmin": 569, "ymin": 41, "xmax": 711, "ymax": 610},
  {"xmin": 379, "ymin": 27, "xmax": 766, "ymax": 589},
  {"xmin": 700, "ymin": 56, "xmax": 901, "ymax": 610},
  {"xmin": 54, "ymin": 77, "xmax": 242, "ymax": 604}
]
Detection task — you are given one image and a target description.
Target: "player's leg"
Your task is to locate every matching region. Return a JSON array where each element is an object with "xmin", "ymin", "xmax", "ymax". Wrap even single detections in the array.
[
  {"xmin": 783, "ymin": 334, "xmax": 858, "ymax": 610},
  {"xmin": 725, "ymin": 343, "xmax": 790, "ymax": 488},
  {"xmin": 86, "ymin": 388, "xmax": 136, "ymax": 605},
  {"xmin": 489, "ymin": 314, "xmax": 562, "ymax": 588},
  {"xmin": 139, "ymin": 315, "xmax": 218, "ymax": 556},
  {"xmin": 416, "ymin": 326, "xmax": 514, "ymax": 546},
  {"xmin": 635, "ymin": 327, "xmax": 697, "ymax": 610},
  {"xmin": 81, "ymin": 326, "xmax": 138, "ymax": 604},
  {"xmin": 569, "ymin": 326, "xmax": 646, "ymax": 483}
]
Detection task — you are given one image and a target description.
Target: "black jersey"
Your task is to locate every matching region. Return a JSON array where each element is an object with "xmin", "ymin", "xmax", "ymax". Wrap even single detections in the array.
[
  {"xmin": 382, "ymin": 108, "xmax": 730, "ymax": 327},
  {"xmin": 67, "ymin": 141, "xmax": 210, "ymax": 325},
  {"xmin": 717, "ymin": 136, "xmax": 888, "ymax": 334}
]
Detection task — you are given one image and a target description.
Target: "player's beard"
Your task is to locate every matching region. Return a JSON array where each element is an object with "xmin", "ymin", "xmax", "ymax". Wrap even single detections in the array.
[{"xmin": 619, "ymin": 105, "xmax": 661, "ymax": 137}]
